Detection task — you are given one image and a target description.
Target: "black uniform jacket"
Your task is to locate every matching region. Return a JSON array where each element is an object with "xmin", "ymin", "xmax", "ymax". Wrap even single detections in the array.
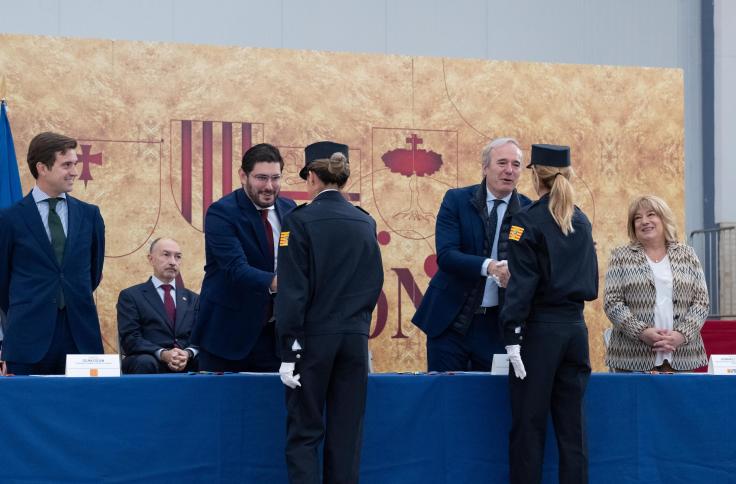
[
  {"xmin": 275, "ymin": 190, "xmax": 384, "ymax": 362},
  {"xmin": 500, "ymin": 194, "xmax": 599, "ymax": 345}
]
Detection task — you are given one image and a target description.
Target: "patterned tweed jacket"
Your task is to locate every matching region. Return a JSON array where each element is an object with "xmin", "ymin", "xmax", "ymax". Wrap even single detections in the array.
[{"xmin": 604, "ymin": 242, "xmax": 709, "ymax": 371}]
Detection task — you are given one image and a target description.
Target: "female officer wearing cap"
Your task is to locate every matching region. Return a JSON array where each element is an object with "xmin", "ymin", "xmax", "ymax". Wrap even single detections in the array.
[
  {"xmin": 499, "ymin": 144, "xmax": 598, "ymax": 484},
  {"xmin": 275, "ymin": 141, "xmax": 384, "ymax": 484}
]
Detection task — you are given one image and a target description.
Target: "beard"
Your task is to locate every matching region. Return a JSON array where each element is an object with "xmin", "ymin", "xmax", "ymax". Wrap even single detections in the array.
[{"xmin": 244, "ymin": 180, "xmax": 279, "ymax": 208}]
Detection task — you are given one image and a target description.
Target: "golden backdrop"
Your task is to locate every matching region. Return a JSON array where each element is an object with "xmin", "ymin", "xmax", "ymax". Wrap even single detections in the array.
[{"xmin": 0, "ymin": 34, "xmax": 685, "ymax": 372}]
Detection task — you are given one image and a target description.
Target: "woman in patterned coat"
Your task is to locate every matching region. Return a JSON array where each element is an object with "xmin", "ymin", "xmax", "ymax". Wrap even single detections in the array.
[{"xmin": 604, "ymin": 195, "xmax": 709, "ymax": 372}]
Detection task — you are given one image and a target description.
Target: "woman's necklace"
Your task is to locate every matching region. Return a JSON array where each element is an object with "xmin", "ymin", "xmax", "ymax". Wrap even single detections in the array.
[{"xmin": 646, "ymin": 247, "xmax": 667, "ymax": 263}]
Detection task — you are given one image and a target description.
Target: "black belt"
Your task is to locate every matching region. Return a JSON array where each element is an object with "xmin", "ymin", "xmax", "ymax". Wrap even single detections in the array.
[
  {"xmin": 653, "ymin": 360, "xmax": 676, "ymax": 373},
  {"xmin": 475, "ymin": 306, "xmax": 498, "ymax": 315}
]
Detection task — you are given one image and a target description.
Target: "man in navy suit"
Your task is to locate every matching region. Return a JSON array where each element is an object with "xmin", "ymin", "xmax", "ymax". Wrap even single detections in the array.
[
  {"xmin": 412, "ymin": 138, "xmax": 531, "ymax": 372},
  {"xmin": 191, "ymin": 143, "xmax": 296, "ymax": 372},
  {"xmin": 117, "ymin": 237, "xmax": 199, "ymax": 374},
  {"xmin": 0, "ymin": 132, "xmax": 105, "ymax": 375}
]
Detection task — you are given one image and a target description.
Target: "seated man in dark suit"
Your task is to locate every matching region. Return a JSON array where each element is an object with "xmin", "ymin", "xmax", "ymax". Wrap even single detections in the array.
[{"xmin": 117, "ymin": 237, "xmax": 199, "ymax": 374}]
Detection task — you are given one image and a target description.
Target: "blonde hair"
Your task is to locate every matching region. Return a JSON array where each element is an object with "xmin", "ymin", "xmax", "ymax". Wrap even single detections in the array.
[
  {"xmin": 627, "ymin": 195, "xmax": 678, "ymax": 244},
  {"xmin": 533, "ymin": 165, "xmax": 576, "ymax": 235},
  {"xmin": 307, "ymin": 152, "xmax": 350, "ymax": 188}
]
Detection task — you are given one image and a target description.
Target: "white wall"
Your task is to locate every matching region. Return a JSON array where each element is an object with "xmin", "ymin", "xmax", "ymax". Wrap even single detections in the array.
[
  {"xmin": 0, "ymin": 0, "xmax": 705, "ymax": 232},
  {"xmin": 715, "ymin": 0, "xmax": 736, "ymax": 225}
]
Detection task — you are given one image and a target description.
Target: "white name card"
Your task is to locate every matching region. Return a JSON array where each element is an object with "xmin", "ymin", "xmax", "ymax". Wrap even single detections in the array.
[
  {"xmin": 707, "ymin": 355, "xmax": 736, "ymax": 375},
  {"xmin": 65, "ymin": 354, "xmax": 121, "ymax": 377},
  {"xmin": 491, "ymin": 354, "xmax": 509, "ymax": 375}
]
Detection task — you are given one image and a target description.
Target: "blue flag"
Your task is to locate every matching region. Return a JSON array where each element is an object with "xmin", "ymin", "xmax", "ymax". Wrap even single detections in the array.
[{"xmin": 0, "ymin": 100, "xmax": 23, "ymax": 209}]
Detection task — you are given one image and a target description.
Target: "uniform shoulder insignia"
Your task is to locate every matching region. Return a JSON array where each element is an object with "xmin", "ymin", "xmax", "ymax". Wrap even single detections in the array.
[
  {"xmin": 279, "ymin": 231, "xmax": 290, "ymax": 247},
  {"xmin": 509, "ymin": 225, "xmax": 525, "ymax": 241},
  {"xmin": 354, "ymin": 205, "xmax": 371, "ymax": 215}
]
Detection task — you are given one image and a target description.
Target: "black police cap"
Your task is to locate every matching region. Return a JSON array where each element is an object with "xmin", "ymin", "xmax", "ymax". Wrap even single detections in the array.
[
  {"xmin": 527, "ymin": 144, "xmax": 571, "ymax": 168},
  {"xmin": 300, "ymin": 141, "xmax": 349, "ymax": 180}
]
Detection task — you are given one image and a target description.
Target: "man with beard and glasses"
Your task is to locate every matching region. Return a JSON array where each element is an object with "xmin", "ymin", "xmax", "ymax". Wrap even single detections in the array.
[{"xmin": 191, "ymin": 143, "xmax": 296, "ymax": 372}]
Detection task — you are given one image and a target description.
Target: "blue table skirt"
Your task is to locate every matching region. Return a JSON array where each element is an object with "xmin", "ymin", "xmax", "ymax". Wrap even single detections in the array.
[{"xmin": 1, "ymin": 373, "xmax": 734, "ymax": 483}]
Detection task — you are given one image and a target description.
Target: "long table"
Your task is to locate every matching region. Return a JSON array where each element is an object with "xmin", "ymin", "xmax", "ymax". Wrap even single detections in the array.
[{"xmin": 1, "ymin": 373, "xmax": 734, "ymax": 483}]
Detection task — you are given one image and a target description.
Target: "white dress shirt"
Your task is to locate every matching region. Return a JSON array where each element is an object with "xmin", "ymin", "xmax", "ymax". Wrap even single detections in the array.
[
  {"xmin": 647, "ymin": 255, "xmax": 674, "ymax": 366},
  {"xmin": 150, "ymin": 276, "xmax": 198, "ymax": 359},
  {"xmin": 31, "ymin": 185, "xmax": 68, "ymax": 241},
  {"xmin": 151, "ymin": 275, "xmax": 177, "ymax": 307},
  {"xmin": 258, "ymin": 205, "xmax": 282, "ymax": 271},
  {"xmin": 480, "ymin": 191, "xmax": 512, "ymax": 308}
]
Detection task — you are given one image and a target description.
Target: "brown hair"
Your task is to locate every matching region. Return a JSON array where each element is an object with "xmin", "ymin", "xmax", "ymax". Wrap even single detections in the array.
[
  {"xmin": 627, "ymin": 195, "xmax": 678, "ymax": 244},
  {"xmin": 308, "ymin": 152, "xmax": 350, "ymax": 188},
  {"xmin": 533, "ymin": 165, "xmax": 576, "ymax": 235},
  {"xmin": 241, "ymin": 143, "xmax": 283, "ymax": 173},
  {"xmin": 27, "ymin": 132, "xmax": 77, "ymax": 179}
]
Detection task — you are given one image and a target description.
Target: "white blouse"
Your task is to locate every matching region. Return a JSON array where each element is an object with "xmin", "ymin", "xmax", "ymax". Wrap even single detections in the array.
[{"xmin": 647, "ymin": 255, "xmax": 674, "ymax": 366}]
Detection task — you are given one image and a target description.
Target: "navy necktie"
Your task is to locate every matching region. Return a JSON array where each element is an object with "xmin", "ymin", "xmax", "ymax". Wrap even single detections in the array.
[{"xmin": 488, "ymin": 199, "xmax": 503, "ymax": 248}]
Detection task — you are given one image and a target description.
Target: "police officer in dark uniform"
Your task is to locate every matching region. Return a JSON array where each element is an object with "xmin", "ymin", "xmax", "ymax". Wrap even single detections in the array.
[
  {"xmin": 275, "ymin": 141, "xmax": 384, "ymax": 484},
  {"xmin": 500, "ymin": 144, "xmax": 598, "ymax": 484}
]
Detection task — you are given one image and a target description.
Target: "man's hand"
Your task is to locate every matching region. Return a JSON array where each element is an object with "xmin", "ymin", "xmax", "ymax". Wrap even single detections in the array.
[
  {"xmin": 161, "ymin": 348, "xmax": 189, "ymax": 372},
  {"xmin": 270, "ymin": 276, "xmax": 278, "ymax": 293},
  {"xmin": 0, "ymin": 360, "xmax": 6, "ymax": 377},
  {"xmin": 279, "ymin": 362, "xmax": 301, "ymax": 389},
  {"xmin": 488, "ymin": 260, "xmax": 510, "ymax": 287},
  {"xmin": 505, "ymin": 345, "xmax": 526, "ymax": 379}
]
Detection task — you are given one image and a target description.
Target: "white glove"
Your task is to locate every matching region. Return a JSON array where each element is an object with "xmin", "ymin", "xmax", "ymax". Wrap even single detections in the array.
[
  {"xmin": 505, "ymin": 345, "xmax": 526, "ymax": 379},
  {"xmin": 279, "ymin": 362, "xmax": 301, "ymax": 389}
]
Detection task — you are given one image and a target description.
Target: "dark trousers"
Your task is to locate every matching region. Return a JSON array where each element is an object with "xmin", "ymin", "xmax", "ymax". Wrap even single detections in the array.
[
  {"xmin": 122, "ymin": 353, "xmax": 199, "ymax": 374},
  {"xmin": 509, "ymin": 322, "xmax": 591, "ymax": 484},
  {"xmin": 6, "ymin": 309, "xmax": 78, "ymax": 375},
  {"xmin": 285, "ymin": 333, "xmax": 368, "ymax": 484},
  {"xmin": 198, "ymin": 322, "xmax": 280, "ymax": 372},
  {"xmin": 426, "ymin": 308, "xmax": 506, "ymax": 372}
]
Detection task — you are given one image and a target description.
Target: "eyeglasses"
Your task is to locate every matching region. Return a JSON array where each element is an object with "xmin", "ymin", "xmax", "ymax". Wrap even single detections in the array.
[{"xmin": 249, "ymin": 174, "xmax": 282, "ymax": 184}]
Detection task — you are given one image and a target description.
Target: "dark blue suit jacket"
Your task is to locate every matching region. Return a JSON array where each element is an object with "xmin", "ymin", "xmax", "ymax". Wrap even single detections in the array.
[
  {"xmin": 0, "ymin": 193, "xmax": 105, "ymax": 363},
  {"xmin": 117, "ymin": 278, "xmax": 199, "ymax": 356},
  {"xmin": 191, "ymin": 188, "xmax": 296, "ymax": 360},
  {"xmin": 412, "ymin": 184, "xmax": 529, "ymax": 338}
]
